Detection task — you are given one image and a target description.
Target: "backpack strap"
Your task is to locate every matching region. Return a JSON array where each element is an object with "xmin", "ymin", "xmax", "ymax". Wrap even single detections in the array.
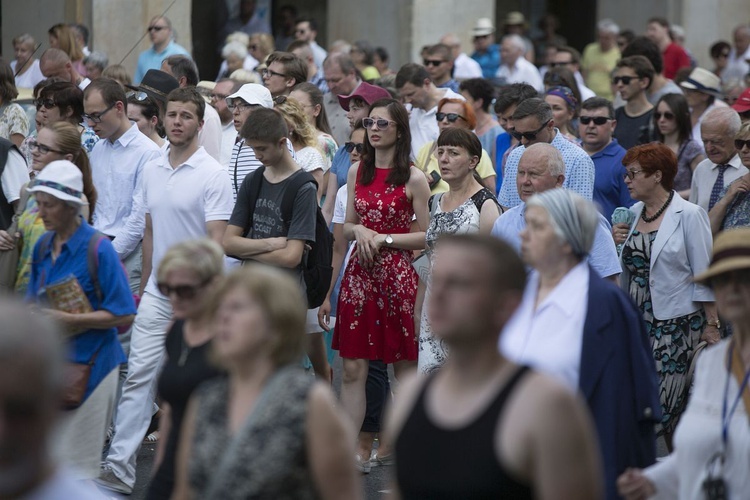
[
  {"xmin": 87, "ymin": 233, "xmax": 107, "ymax": 304},
  {"xmin": 242, "ymin": 166, "xmax": 266, "ymax": 237},
  {"xmin": 280, "ymin": 170, "xmax": 317, "ymax": 232}
]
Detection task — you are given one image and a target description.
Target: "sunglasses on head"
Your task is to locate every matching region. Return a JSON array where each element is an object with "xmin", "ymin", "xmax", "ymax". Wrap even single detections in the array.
[
  {"xmin": 126, "ymin": 90, "xmax": 149, "ymax": 102},
  {"xmin": 33, "ymin": 98, "xmax": 56, "ymax": 110},
  {"xmin": 345, "ymin": 142, "xmax": 364, "ymax": 153},
  {"xmin": 423, "ymin": 59, "xmax": 445, "ymax": 67},
  {"xmin": 157, "ymin": 279, "xmax": 209, "ymax": 300},
  {"xmin": 612, "ymin": 76, "xmax": 639, "ymax": 85},
  {"xmin": 274, "ymin": 95, "xmax": 287, "ymax": 105},
  {"xmin": 735, "ymin": 139, "xmax": 750, "ymax": 150},
  {"xmin": 436, "ymin": 112, "xmax": 465, "ymax": 123},
  {"xmin": 654, "ymin": 111, "xmax": 675, "ymax": 120},
  {"xmin": 363, "ymin": 117, "xmax": 395, "ymax": 129},
  {"xmin": 510, "ymin": 120, "xmax": 551, "ymax": 141},
  {"xmin": 579, "ymin": 116, "xmax": 611, "ymax": 125}
]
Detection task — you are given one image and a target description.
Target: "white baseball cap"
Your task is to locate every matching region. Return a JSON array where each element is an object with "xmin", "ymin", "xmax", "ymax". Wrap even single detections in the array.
[{"xmin": 226, "ymin": 83, "xmax": 273, "ymax": 109}]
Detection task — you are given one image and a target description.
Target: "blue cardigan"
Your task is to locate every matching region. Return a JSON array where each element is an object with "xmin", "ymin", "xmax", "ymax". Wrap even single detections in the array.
[{"xmin": 580, "ymin": 267, "xmax": 661, "ymax": 500}]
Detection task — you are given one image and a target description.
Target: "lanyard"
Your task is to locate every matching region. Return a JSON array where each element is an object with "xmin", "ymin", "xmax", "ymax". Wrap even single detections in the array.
[{"xmin": 721, "ymin": 342, "xmax": 750, "ymax": 446}]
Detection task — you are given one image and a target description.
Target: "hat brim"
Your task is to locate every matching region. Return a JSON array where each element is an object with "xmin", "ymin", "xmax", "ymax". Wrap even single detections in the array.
[
  {"xmin": 694, "ymin": 257, "xmax": 750, "ymax": 284},
  {"xmin": 27, "ymin": 186, "xmax": 87, "ymax": 206},
  {"xmin": 125, "ymin": 84, "xmax": 167, "ymax": 105},
  {"xmin": 472, "ymin": 29, "xmax": 495, "ymax": 37},
  {"xmin": 679, "ymin": 81, "xmax": 722, "ymax": 98},
  {"xmin": 732, "ymin": 102, "xmax": 750, "ymax": 113}
]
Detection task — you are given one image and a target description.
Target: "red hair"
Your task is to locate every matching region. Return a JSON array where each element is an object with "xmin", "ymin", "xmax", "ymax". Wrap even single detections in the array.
[
  {"xmin": 622, "ymin": 143, "xmax": 677, "ymax": 190},
  {"xmin": 437, "ymin": 98, "xmax": 477, "ymax": 130}
]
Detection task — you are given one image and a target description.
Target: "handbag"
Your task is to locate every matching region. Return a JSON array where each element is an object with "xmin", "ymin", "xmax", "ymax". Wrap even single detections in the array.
[
  {"xmin": 62, "ymin": 348, "xmax": 100, "ymax": 410},
  {"xmin": 0, "ymin": 189, "xmax": 30, "ymax": 291}
]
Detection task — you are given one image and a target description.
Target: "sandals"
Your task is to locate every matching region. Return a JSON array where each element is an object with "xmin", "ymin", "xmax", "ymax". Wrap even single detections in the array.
[{"xmin": 143, "ymin": 430, "xmax": 159, "ymax": 444}]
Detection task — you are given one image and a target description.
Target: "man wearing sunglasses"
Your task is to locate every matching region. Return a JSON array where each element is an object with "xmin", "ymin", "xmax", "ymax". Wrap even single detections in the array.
[
  {"xmin": 612, "ymin": 56, "xmax": 656, "ymax": 150},
  {"xmin": 579, "ymin": 97, "xmax": 634, "ymax": 220},
  {"xmin": 498, "ymin": 98, "xmax": 595, "ymax": 209},
  {"xmin": 134, "ymin": 15, "xmax": 189, "ymax": 84},
  {"xmin": 423, "ymin": 44, "xmax": 459, "ymax": 92}
]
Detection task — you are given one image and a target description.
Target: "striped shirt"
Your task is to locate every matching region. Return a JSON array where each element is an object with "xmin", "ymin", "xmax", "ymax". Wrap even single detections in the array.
[{"xmin": 228, "ymin": 138, "xmax": 298, "ymax": 202}]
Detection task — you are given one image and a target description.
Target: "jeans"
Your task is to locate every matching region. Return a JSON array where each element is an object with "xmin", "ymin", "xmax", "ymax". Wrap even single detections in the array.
[
  {"xmin": 105, "ymin": 291, "xmax": 172, "ymax": 487},
  {"xmin": 362, "ymin": 360, "xmax": 390, "ymax": 433}
]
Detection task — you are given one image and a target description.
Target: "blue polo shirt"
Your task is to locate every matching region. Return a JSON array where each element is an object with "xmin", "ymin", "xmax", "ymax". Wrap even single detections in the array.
[
  {"xmin": 330, "ymin": 145, "xmax": 352, "ymax": 189},
  {"xmin": 135, "ymin": 40, "xmax": 190, "ymax": 84},
  {"xmin": 589, "ymin": 139, "xmax": 634, "ymax": 221},
  {"xmin": 27, "ymin": 220, "xmax": 135, "ymax": 402},
  {"xmin": 471, "ymin": 44, "xmax": 501, "ymax": 79}
]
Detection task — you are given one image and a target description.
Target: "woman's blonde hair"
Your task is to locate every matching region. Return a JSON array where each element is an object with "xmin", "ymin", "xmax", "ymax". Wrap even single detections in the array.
[
  {"xmin": 208, "ymin": 265, "xmax": 306, "ymax": 367},
  {"xmin": 47, "ymin": 122, "xmax": 97, "ymax": 223},
  {"xmin": 48, "ymin": 24, "xmax": 83, "ymax": 62},
  {"xmin": 275, "ymin": 97, "xmax": 318, "ymax": 149},
  {"xmin": 736, "ymin": 121, "xmax": 750, "ymax": 140},
  {"xmin": 156, "ymin": 239, "xmax": 225, "ymax": 285}
]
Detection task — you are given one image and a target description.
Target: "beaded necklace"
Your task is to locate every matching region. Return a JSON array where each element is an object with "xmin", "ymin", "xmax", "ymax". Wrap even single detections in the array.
[{"xmin": 641, "ymin": 190, "xmax": 674, "ymax": 223}]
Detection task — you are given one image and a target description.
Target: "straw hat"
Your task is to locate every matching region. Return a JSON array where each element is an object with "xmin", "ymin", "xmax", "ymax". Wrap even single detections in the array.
[
  {"xmin": 27, "ymin": 160, "xmax": 87, "ymax": 206},
  {"xmin": 505, "ymin": 11, "xmax": 527, "ymax": 27},
  {"xmin": 471, "ymin": 18, "xmax": 496, "ymax": 37},
  {"xmin": 680, "ymin": 67, "xmax": 722, "ymax": 97},
  {"xmin": 694, "ymin": 228, "xmax": 750, "ymax": 283}
]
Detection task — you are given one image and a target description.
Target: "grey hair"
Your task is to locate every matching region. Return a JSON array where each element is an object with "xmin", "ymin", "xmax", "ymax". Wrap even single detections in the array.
[
  {"xmin": 0, "ymin": 299, "xmax": 64, "ymax": 393},
  {"xmin": 511, "ymin": 97, "xmax": 553, "ymax": 125},
  {"xmin": 597, "ymin": 19, "xmax": 620, "ymax": 35},
  {"xmin": 84, "ymin": 51, "xmax": 109, "ymax": 71},
  {"xmin": 329, "ymin": 40, "xmax": 352, "ymax": 55},
  {"xmin": 523, "ymin": 143, "xmax": 565, "ymax": 176},
  {"xmin": 503, "ymin": 34, "xmax": 527, "ymax": 53},
  {"xmin": 12, "ymin": 33, "xmax": 35, "ymax": 48},
  {"xmin": 222, "ymin": 41, "xmax": 248, "ymax": 60},
  {"xmin": 702, "ymin": 107, "xmax": 741, "ymax": 137},
  {"xmin": 527, "ymin": 188, "xmax": 599, "ymax": 259},
  {"xmin": 670, "ymin": 25, "xmax": 685, "ymax": 40}
]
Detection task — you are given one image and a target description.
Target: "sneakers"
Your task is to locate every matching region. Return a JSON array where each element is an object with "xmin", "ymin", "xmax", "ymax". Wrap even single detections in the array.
[
  {"xmin": 95, "ymin": 466, "xmax": 133, "ymax": 495},
  {"xmin": 370, "ymin": 450, "xmax": 394, "ymax": 467}
]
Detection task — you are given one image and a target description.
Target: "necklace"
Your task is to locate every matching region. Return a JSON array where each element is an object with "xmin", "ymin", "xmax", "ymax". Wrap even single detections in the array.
[
  {"xmin": 177, "ymin": 339, "xmax": 191, "ymax": 367},
  {"xmin": 641, "ymin": 190, "xmax": 674, "ymax": 223}
]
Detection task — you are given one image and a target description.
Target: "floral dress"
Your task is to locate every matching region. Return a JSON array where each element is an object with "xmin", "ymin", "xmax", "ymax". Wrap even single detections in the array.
[
  {"xmin": 15, "ymin": 196, "xmax": 45, "ymax": 294},
  {"xmin": 418, "ymin": 189, "xmax": 498, "ymax": 374},
  {"xmin": 622, "ymin": 230, "xmax": 705, "ymax": 436},
  {"xmin": 0, "ymin": 103, "xmax": 29, "ymax": 141},
  {"xmin": 333, "ymin": 167, "xmax": 418, "ymax": 363}
]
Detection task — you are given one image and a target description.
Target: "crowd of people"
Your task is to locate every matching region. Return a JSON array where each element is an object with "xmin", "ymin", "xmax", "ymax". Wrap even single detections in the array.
[{"xmin": 1, "ymin": 4, "xmax": 750, "ymax": 499}]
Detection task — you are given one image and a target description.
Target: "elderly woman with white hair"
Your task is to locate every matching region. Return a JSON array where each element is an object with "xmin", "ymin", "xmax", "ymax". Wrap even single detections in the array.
[
  {"xmin": 25, "ymin": 160, "xmax": 136, "ymax": 479},
  {"xmin": 502, "ymin": 188, "xmax": 660, "ymax": 500},
  {"xmin": 216, "ymin": 32, "xmax": 259, "ymax": 80}
]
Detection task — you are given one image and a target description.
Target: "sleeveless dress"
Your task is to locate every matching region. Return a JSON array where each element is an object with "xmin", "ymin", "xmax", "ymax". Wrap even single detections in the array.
[
  {"xmin": 188, "ymin": 368, "xmax": 317, "ymax": 499},
  {"xmin": 333, "ymin": 167, "xmax": 418, "ymax": 363},
  {"xmin": 418, "ymin": 189, "xmax": 499, "ymax": 374},
  {"xmin": 621, "ymin": 230, "xmax": 705, "ymax": 436}
]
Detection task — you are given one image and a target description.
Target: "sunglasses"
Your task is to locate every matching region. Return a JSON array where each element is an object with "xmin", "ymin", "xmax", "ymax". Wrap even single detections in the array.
[
  {"xmin": 126, "ymin": 90, "xmax": 149, "ymax": 102},
  {"xmin": 29, "ymin": 139, "xmax": 65, "ymax": 155},
  {"xmin": 548, "ymin": 61, "xmax": 574, "ymax": 67},
  {"xmin": 654, "ymin": 111, "xmax": 675, "ymax": 120},
  {"xmin": 273, "ymin": 95, "xmax": 288, "ymax": 105},
  {"xmin": 579, "ymin": 116, "xmax": 612, "ymax": 125},
  {"xmin": 157, "ymin": 279, "xmax": 209, "ymax": 300},
  {"xmin": 423, "ymin": 59, "xmax": 446, "ymax": 67},
  {"xmin": 147, "ymin": 25, "xmax": 166, "ymax": 32},
  {"xmin": 363, "ymin": 117, "xmax": 395, "ymax": 129},
  {"xmin": 33, "ymin": 98, "xmax": 56, "ymax": 110},
  {"xmin": 262, "ymin": 68, "xmax": 287, "ymax": 79},
  {"xmin": 82, "ymin": 102, "xmax": 116, "ymax": 124},
  {"xmin": 510, "ymin": 120, "xmax": 550, "ymax": 141},
  {"xmin": 345, "ymin": 142, "xmax": 364, "ymax": 153},
  {"xmin": 436, "ymin": 112, "xmax": 465, "ymax": 123},
  {"xmin": 735, "ymin": 139, "xmax": 750, "ymax": 150},
  {"xmin": 612, "ymin": 76, "xmax": 639, "ymax": 85}
]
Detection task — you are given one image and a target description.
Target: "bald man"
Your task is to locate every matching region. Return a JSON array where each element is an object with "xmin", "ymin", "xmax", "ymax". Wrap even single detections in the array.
[
  {"xmin": 39, "ymin": 48, "xmax": 90, "ymax": 89},
  {"xmin": 440, "ymin": 33, "xmax": 482, "ymax": 80}
]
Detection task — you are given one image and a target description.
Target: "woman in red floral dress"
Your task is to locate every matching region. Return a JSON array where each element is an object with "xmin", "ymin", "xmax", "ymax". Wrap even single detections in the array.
[{"xmin": 333, "ymin": 98, "xmax": 430, "ymax": 465}]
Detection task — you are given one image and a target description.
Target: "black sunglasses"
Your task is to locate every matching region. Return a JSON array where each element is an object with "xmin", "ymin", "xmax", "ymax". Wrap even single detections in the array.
[
  {"xmin": 147, "ymin": 25, "xmax": 166, "ymax": 32},
  {"xmin": 262, "ymin": 68, "xmax": 287, "ymax": 79},
  {"xmin": 423, "ymin": 59, "xmax": 446, "ymax": 67},
  {"xmin": 33, "ymin": 98, "xmax": 56, "ymax": 110},
  {"xmin": 654, "ymin": 111, "xmax": 675, "ymax": 120},
  {"xmin": 436, "ymin": 112, "xmax": 465, "ymax": 123},
  {"xmin": 345, "ymin": 142, "xmax": 364, "ymax": 153},
  {"xmin": 579, "ymin": 116, "xmax": 611, "ymax": 125},
  {"xmin": 274, "ymin": 95, "xmax": 288, "ymax": 105},
  {"xmin": 735, "ymin": 139, "xmax": 750, "ymax": 150},
  {"xmin": 612, "ymin": 76, "xmax": 639, "ymax": 85},
  {"xmin": 510, "ymin": 120, "xmax": 551, "ymax": 141},
  {"xmin": 548, "ymin": 61, "xmax": 574, "ymax": 67},
  {"xmin": 157, "ymin": 279, "xmax": 210, "ymax": 300}
]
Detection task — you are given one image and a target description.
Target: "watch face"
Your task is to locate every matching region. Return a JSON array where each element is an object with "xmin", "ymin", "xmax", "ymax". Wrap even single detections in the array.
[{"xmin": 386, "ymin": 235, "xmax": 393, "ymax": 244}]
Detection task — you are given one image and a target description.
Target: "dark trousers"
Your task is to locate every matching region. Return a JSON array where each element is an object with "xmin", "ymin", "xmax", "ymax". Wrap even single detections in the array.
[{"xmin": 361, "ymin": 360, "xmax": 390, "ymax": 433}]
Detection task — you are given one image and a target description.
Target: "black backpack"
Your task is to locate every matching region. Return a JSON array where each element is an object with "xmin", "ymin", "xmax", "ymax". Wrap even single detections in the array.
[{"xmin": 245, "ymin": 167, "xmax": 333, "ymax": 308}]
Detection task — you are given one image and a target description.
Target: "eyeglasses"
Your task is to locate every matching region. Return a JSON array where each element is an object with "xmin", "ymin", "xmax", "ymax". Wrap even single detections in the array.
[
  {"xmin": 612, "ymin": 76, "xmax": 639, "ymax": 85},
  {"xmin": 211, "ymin": 92, "xmax": 229, "ymax": 101},
  {"xmin": 548, "ymin": 60, "xmax": 574, "ymax": 67},
  {"xmin": 273, "ymin": 95, "xmax": 288, "ymax": 105},
  {"xmin": 28, "ymin": 139, "xmax": 65, "ymax": 155},
  {"xmin": 33, "ymin": 98, "xmax": 56, "ymax": 110},
  {"xmin": 363, "ymin": 117, "xmax": 396, "ymax": 129},
  {"xmin": 436, "ymin": 112, "xmax": 465, "ymax": 123},
  {"xmin": 579, "ymin": 116, "xmax": 612, "ymax": 125},
  {"xmin": 82, "ymin": 102, "xmax": 116, "ymax": 124},
  {"xmin": 423, "ymin": 59, "xmax": 446, "ymax": 67},
  {"xmin": 654, "ymin": 111, "xmax": 675, "ymax": 121},
  {"xmin": 147, "ymin": 25, "xmax": 166, "ymax": 32},
  {"xmin": 262, "ymin": 68, "xmax": 287, "ymax": 79},
  {"xmin": 623, "ymin": 169, "xmax": 644, "ymax": 180},
  {"xmin": 226, "ymin": 98, "xmax": 258, "ymax": 111},
  {"xmin": 157, "ymin": 279, "xmax": 210, "ymax": 300},
  {"xmin": 126, "ymin": 90, "xmax": 149, "ymax": 102},
  {"xmin": 249, "ymin": 44, "xmax": 258, "ymax": 51},
  {"xmin": 345, "ymin": 142, "xmax": 364, "ymax": 153},
  {"xmin": 735, "ymin": 139, "xmax": 750, "ymax": 150},
  {"xmin": 510, "ymin": 120, "xmax": 550, "ymax": 141}
]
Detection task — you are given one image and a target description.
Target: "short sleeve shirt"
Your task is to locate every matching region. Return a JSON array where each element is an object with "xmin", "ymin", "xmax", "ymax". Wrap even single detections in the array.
[{"xmin": 613, "ymin": 107, "xmax": 654, "ymax": 150}]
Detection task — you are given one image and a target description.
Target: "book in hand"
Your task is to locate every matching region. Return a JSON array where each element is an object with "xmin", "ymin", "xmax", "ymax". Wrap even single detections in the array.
[{"xmin": 44, "ymin": 274, "xmax": 93, "ymax": 315}]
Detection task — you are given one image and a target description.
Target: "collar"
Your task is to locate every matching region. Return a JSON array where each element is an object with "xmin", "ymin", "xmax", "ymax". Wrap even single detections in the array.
[
  {"xmin": 590, "ymin": 139, "xmax": 624, "ymax": 158},
  {"xmin": 153, "ymin": 40, "xmax": 175, "ymax": 56},
  {"xmin": 711, "ymin": 154, "xmax": 742, "ymax": 170},
  {"xmin": 533, "ymin": 262, "xmax": 590, "ymax": 318},
  {"xmin": 43, "ymin": 218, "xmax": 90, "ymax": 257},
  {"xmin": 164, "ymin": 146, "xmax": 206, "ymax": 170},
  {"xmin": 112, "ymin": 123, "xmax": 141, "ymax": 147}
]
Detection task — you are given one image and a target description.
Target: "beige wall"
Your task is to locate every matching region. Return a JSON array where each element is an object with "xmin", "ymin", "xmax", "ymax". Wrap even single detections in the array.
[{"xmin": 2, "ymin": 0, "xmax": 67, "ymax": 62}]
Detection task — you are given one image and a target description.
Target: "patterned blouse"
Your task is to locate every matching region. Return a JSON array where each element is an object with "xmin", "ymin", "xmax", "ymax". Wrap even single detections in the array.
[
  {"xmin": 719, "ymin": 179, "xmax": 750, "ymax": 231},
  {"xmin": 0, "ymin": 103, "xmax": 30, "ymax": 141}
]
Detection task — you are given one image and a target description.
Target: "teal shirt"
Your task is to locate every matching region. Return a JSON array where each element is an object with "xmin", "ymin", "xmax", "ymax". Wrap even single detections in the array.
[{"xmin": 135, "ymin": 40, "xmax": 190, "ymax": 84}]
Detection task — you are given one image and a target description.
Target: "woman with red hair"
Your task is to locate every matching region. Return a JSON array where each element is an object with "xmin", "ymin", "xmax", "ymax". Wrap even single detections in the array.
[
  {"xmin": 415, "ymin": 98, "xmax": 496, "ymax": 194},
  {"xmin": 612, "ymin": 142, "xmax": 717, "ymax": 450}
]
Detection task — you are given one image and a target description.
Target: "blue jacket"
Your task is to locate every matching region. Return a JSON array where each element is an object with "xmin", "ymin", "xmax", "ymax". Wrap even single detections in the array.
[{"xmin": 580, "ymin": 268, "xmax": 661, "ymax": 500}]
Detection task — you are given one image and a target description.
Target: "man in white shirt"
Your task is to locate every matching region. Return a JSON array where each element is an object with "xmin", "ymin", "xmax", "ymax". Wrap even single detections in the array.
[
  {"xmin": 161, "ymin": 55, "xmax": 223, "ymax": 162},
  {"xmin": 547, "ymin": 46, "xmax": 596, "ymax": 100},
  {"xmin": 97, "ymin": 87, "xmax": 233, "ymax": 495},
  {"xmin": 395, "ymin": 63, "xmax": 464, "ymax": 158},
  {"xmin": 39, "ymin": 48, "xmax": 90, "ymax": 90},
  {"xmin": 84, "ymin": 79, "xmax": 161, "ymax": 291},
  {"xmin": 294, "ymin": 18, "xmax": 328, "ymax": 70},
  {"xmin": 690, "ymin": 107, "xmax": 747, "ymax": 212},
  {"xmin": 722, "ymin": 24, "xmax": 750, "ymax": 82},
  {"xmin": 322, "ymin": 53, "xmax": 361, "ymax": 146},
  {"xmin": 211, "ymin": 78, "xmax": 242, "ymax": 167},
  {"xmin": 440, "ymin": 33, "xmax": 483, "ymax": 81},
  {"xmin": 496, "ymin": 35, "xmax": 543, "ymax": 92}
]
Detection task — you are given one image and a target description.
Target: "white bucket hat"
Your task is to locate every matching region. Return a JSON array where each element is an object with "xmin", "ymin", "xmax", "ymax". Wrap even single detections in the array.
[{"xmin": 27, "ymin": 160, "xmax": 86, "ymax": 206}]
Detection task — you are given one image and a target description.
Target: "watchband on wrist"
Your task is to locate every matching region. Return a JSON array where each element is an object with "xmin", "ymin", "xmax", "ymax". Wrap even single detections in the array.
[{"xmin": 707, "ymin": 319, "xmax": 721, "ymax": 328}]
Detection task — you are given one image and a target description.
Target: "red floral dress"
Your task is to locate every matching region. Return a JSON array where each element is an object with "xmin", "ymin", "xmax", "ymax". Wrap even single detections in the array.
[{"xmin": 333, "ymin": 167, "xmax": 418, "ymax": 363}]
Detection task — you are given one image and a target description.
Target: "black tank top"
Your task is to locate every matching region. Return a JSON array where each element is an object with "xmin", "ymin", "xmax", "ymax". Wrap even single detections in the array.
[{"xmin": 395, "ymin": 365, "xmax": 533, "ymax": 499}]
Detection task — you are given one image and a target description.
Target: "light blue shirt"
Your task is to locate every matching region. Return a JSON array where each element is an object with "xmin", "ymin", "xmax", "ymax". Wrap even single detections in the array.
[
  {"xmin": 498, "ymin": 129, "xmax": 595, "ymax": 208},
  {"xmin": 491, "ymin": 201, "xmax": 622, "ymax": 278},
  {"xmin": 135, "ymin": 40, "xmax": 190, "ymax": 84}
]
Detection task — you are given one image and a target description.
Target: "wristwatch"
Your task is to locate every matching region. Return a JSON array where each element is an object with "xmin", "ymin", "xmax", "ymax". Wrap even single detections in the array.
[
  {"xmin": 707, "ymin": 319, "xmax": 721, "ymax": 329},
  {"xmin": 385, "ymin": 234, "xmax": 394, "ymax": 246}
]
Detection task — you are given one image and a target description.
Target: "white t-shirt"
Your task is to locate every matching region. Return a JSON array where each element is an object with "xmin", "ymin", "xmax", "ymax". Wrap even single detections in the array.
[
  {"xmin": 200, "ymin": 104, "xmax": 223, "ymax": 162},
  {"xmin": 11, "ymin": 59, "xmax": 45, "ymax": 89},
  {"xmin": 296, "ymin": 146, "xmax": 328, "ymax": 173},
  {"xmin": 2, "ymin": 148, "xmax": 30, "ymax": 203},
  {"xmin": 409, "ymin": 88, "xmax": 464, "ymax": 159}
]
